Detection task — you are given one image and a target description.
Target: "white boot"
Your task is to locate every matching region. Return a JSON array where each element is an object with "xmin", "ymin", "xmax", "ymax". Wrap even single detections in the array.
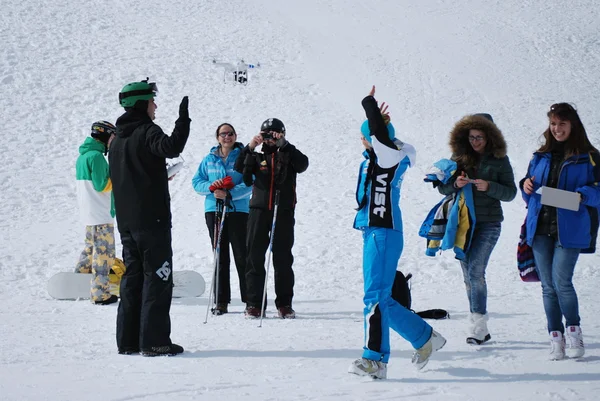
[
  {"xmin": 466, "ymin": 313, "xmax": 491, "ymax": 345},
  {"xmin": 412, "ymin": 330, "xmax": 446, "ymax": 370},
  {"xmin": 348, "ymin": 358, "xmax": 387, "ymax": 379},
  {"xmin": 565, "ymin": 326, "xmax": 585, "ymax": 358},
  {"xmin": 549, "ymin": 331, "xmax": 566, "ymax": 361}
]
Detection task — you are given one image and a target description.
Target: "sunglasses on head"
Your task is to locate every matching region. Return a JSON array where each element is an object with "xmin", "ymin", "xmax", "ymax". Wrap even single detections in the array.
[
  {"xmin": 218, "ymin": 131, "xmax": 235, "ymax": 138},
  {"xmin": 550, "ymin": 103, "xmax": 576, "ymax": 113}
]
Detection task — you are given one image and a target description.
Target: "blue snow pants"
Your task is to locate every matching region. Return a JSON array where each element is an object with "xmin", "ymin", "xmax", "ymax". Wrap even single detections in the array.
[{"xmin": 361, "ymin": 227, "xmax": 432, "ymax": 363}]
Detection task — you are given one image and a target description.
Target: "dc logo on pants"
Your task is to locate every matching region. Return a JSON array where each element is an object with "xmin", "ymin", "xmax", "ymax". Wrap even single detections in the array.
[{"xmin": 156, "ymin": 262, "xmax": 171, "ymax": 281}]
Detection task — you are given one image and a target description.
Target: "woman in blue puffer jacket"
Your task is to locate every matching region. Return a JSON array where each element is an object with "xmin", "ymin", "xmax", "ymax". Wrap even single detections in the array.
[
  {"xmin": 192, "ymin": 123, "xmax": 252, "ymax": 315},
  {"xmin": 521, "ymin": 103, "xmax": 600, "ymax": 361}
]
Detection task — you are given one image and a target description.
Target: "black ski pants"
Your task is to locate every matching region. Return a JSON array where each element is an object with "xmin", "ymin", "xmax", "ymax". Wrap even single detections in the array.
[
  {"xmin": 116, "ymin": 228, "xmax": 174, "ymax": 351},
  {"xmin": 205, "ymin": 211, "xmax": 248, "ymax": 304},
  {"xmin": 245, "ymin": 208, "xmax": 295, "ymax": 308}
]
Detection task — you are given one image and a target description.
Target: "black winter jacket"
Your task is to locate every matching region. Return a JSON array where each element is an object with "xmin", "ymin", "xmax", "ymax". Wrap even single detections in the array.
[
  {"xmin": 109, "ymin": 109, "xmax": 190, "ymax": 231},
  {"xmin": 234, "ymin": 142, "xmax": 309, "ymax": 211}
]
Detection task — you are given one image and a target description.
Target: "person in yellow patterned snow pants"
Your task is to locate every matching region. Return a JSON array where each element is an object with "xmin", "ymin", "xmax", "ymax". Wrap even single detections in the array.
[
  {"xmin": 75, "ymin": 121, "xmax": 119, "ymax": 305},
  {"xmin": 75, "ymin": 224, "xmax": 116, "ymax": 302}
]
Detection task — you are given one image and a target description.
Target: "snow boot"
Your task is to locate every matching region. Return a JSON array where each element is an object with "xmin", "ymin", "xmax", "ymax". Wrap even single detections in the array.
[
  {"xmin": 244, "ymin": 305, "xmax": 265, "ymax": 319},
  {"xmin": 277, "ymin": 306, "xmax": 296, "ymax": 319},
  {"xmin": 412, "ymin": 329, "xmax": 446, "ymax": 370},
  {"xmin": 118, "ymin": 347, "xmax": 139, "ymax": 355},
  {"xmin": 348, "ymin": 358, "xmax": 387, "ymax": 379},
  {"xmin": 466, "ymin": 313, "xmax": 491, "ymax": 345},
  {"xmin": 94, "ymin": 295, "xmax": 118, "ymax": 305},
  {"xmin": 211, "ymin": 303, "xmax": 228, "ymax": 316},
  {"xmin": 549, "ymin": 331, "xmax": 566, "ymax": 360},
  {"xmin": 141, "ymin": 343, "xmax": 184, "ymax": 357},
  {"xmin": 565, "ymin": 325, "xmax": 585, "ymax": 358}
]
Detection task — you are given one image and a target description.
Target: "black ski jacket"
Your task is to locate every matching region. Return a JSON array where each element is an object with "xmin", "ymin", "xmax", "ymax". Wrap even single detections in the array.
[
  {"xmin": 234, "ymin": 142, "xmax": 309, "ymax": 211},
  {"xmin": 109, "ymin": 109, "xmax": 190, "ymax": 231}
]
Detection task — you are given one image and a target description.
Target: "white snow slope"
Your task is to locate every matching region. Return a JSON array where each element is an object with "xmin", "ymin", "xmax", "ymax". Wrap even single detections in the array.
[{"xmin": 1, "ymin": 0, "xmax": 600, "ymax": 400}]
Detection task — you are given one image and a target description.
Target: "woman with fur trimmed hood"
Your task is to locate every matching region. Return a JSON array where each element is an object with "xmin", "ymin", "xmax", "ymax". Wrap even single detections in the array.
[{"xmin": 437, "ymin": 113, "xmax": 517, "ymax": 345}]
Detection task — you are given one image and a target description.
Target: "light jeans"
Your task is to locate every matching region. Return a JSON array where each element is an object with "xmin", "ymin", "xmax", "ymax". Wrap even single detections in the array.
[
  {"xmin": 532, "ymin": 234, "xmax": 581, "ymax": 333},
  {"xmin": 459, "ymin": 222, "xmax": 501, "ymax": 315}
]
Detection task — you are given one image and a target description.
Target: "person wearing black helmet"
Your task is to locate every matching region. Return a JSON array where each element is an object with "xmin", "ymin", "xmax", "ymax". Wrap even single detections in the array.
[
  {"xmin": 234, "ymin": 118, "xmax": 309, "ymax": 319},
  {"xmin": 75, "ymin": 120, "xmax": 118, "ymax": 305},
  {"xmin": 109, "ymin": 78, "xmax": 191, "ymax": 356}
]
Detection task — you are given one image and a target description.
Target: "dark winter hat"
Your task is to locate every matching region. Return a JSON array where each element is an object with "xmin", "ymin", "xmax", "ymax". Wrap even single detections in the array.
[
  {"xmin": 90, "ymin": 120, "xmax": 116, "ymax": 146},
  {"xmin": 261, "ymin": 118, "xmax": 286, "ymax": 134},
  {"xmin": 474, "ymin": 113, "xmax": 494, "ymax": 123}
]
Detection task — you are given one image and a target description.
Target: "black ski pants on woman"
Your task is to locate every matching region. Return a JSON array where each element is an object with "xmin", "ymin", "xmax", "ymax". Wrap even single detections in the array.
[
  {"xmin": 205, "ymin": 211, "xmax": 248, "ymax": 304},
  {"xmin": 116, "ymin": 228, "xmax": 174, "ymax": 352},
  {"xmin": 245, "ymin": 208, "xmax": 295, "ymax": 309}
]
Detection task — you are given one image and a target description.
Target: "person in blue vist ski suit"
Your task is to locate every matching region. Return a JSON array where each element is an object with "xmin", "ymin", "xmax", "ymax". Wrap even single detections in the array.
[
  {"xmin": 348, "ymin": 86, "xmax": 446, "ymax": 380},
  {"xmin": 192, "ymin": 123, "xmax": 252, "ymax": 315}
]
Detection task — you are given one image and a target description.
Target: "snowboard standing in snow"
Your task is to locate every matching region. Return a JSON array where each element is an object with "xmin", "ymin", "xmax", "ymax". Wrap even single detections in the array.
[{"xmin": 48, "ymin": 270, "xmax": 205, "ymax": 300}]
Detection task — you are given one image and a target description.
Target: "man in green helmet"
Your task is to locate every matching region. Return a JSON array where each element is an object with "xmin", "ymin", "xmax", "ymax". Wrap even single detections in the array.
[{"xmin": 109, "ymin": 78, "xmax": 190, "ymax": 357}]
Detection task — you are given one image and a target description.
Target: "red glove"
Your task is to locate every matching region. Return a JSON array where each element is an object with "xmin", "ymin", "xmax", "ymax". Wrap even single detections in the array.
[
  {"xmin": 221, "ymin": 176, "xmax": 234, "ymax": 190},
  {"xmin": 209, "ymin": 176, "xmax": 235, "ymax": 192}
]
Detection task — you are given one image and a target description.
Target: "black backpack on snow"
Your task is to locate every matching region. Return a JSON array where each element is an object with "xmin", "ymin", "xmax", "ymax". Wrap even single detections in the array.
[{"xmin": 391, "ymin": 271, "xmax": 449, "ymax": 320}]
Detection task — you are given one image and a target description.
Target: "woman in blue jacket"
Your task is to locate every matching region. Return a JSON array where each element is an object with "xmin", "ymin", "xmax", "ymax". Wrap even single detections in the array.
[
  {"xmin": 348, "ymin": 86, "xmax": 446, "ymax": 380},
  {"xmin": 192, "ymin": 123, "xmax": 252, "ymax": 315},
  {"xmin": 521, "ymin": 103, "xmax": 600, "ymax": 360}
]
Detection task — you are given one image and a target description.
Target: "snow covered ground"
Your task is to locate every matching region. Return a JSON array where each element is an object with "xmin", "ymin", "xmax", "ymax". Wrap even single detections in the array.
[{"xmin": 2, "ymin": 0, "xmax": 600, "ymax": 400}]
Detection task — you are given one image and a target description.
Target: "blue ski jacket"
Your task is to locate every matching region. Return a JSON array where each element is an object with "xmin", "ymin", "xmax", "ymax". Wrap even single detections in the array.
[
  {"xmin": 521, "ymin": 151, "xmax": 600, "ymax": 251},
  {"xmin": 192, "ymin": 143, "xmax": 252, "ymax": 213}
]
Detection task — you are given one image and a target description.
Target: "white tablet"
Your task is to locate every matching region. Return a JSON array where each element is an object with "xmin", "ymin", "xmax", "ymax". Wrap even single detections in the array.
[
  {"xmin": 167, "ymin": 162, "xmax": 184, "ymax": 179},
  {"xmin": 540, "ymin": 186, "xmax": 580, "ymax": 211}
]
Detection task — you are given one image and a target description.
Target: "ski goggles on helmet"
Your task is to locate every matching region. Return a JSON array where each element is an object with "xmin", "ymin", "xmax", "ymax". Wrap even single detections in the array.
[{"xmin": 118, "ymin": 78, "xmax": 158, "ymax": 107}]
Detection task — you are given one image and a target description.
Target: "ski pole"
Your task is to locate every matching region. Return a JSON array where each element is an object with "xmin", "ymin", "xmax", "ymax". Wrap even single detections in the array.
[
  {"xmin": 259, "ymin": 190, "xmax": 280, "ymax": 328},
  {"xmin": 204, "ymin": 200, "xmax": 227, "ymax": 323}
]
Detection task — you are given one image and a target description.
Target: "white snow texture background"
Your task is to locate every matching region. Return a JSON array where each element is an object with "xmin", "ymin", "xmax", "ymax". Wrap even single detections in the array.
[{"xmin": 1, "ymin": 0, "xmax": 600, "ymax": 400}]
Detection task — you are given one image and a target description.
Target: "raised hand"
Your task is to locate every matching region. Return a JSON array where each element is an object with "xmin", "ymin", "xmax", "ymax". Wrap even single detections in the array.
[
  {"xmin": 379, "ymin": 102, "xmax": 390, "ymax": 124},
  {"xmin": 249, "ymin": 133, "xmax": 264, "ymax": 150},
  {"xmin": 179, "ymin": 96, "xmax": 189, "ymax": 119}
]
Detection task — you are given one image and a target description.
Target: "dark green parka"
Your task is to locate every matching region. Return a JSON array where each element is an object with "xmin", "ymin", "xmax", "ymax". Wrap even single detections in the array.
[{"xmin": 437, "ymin": 114, "xmax": 517, "ymax": 222}]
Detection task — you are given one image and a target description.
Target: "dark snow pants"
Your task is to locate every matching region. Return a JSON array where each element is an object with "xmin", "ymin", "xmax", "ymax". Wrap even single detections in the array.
[
  {"xmin": 116, "ymin": 228, "xmax": 174, "ymax": 351},
  {"xmin": 245, "ymin": 208, "xmax": 295, "ymax": 309},
  {"xmin": 205, "ymin": 211, "xmax": 248, "ymax": 304}
]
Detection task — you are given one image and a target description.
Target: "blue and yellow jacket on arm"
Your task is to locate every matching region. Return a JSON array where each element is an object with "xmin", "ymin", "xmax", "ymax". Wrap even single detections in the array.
[{"xmin": 420, "ymin": 159, "xmax": 476, "ymax": 260}]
